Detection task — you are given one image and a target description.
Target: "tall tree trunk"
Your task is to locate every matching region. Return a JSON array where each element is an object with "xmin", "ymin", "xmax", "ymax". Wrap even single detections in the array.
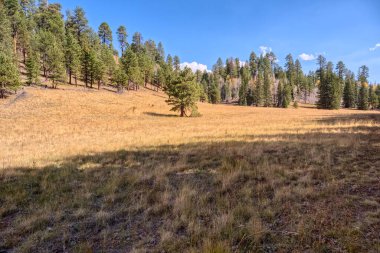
[
  {"xmin": 75, "ymin": 76, "xmax": 78, "ymax": 87},
  {"xmin": 69, "ymin": 70, "xmax": 72, "ymax": 85},
  {"xmin": 23, "ymin": 48, "xmax": 26, "ymax": 64},
  {"xmin": 180, "ymin": 105, "xmax": 185, "ymax": 117},
  {"xmin": 0, "ymin": 84, "xmax": 5, "ymax": 99},
  {"xmin": 98, "ymin": 80, "xmax": 101, "ymax": 90}
]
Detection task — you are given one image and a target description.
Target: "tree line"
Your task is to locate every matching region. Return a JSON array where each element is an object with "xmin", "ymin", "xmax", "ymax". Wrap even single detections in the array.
[{"xmin": 0, "ymin": 0, "xmax": 379, "ymax": 115}]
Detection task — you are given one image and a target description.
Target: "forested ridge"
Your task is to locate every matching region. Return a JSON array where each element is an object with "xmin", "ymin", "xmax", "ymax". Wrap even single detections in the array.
[{"xmin": 0, "ymin": 0, "xmax": 379, "ymax": 114}]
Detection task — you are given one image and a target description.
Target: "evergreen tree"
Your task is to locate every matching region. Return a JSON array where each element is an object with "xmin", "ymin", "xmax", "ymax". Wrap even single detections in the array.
[
  {"xmin": 116, "ymin": 25, "xmax": 128, "ymax": 54},
  {"xmin": 37, "ymin": 31, "xmax": 65, "ymax": 87},
  {"xmin": 165, "ymin": 67, "xmax": 199, "ymax": 117},
  {"xmin": 25, "ymin": 49, "xmax": 40, "ymax": 85},
  {"xmin": 121, "ymin": 47, "xmax": 142, "ymax": 90},
  {"xmin": 357, "ymin": 65, "xmax": 369, "ymax": 110},
  {"xmin": 285, "ymin": 54, "xmax": 295, "ymax": 99},
  {"xmin": 343, "ymin": 71, "xmax": 355, "ymax": 108},
  {"xmin": 238, "ymin": 66, "xmax": 250, "ymax": 105},
  {"xmin": 316, "ymin": 55, "xmax": 331, "ymax": 109},
  {"xmin": 208, "ymin": 74, "xmax": 221, "ymax": 104},
  {"xmin": 112, "ymin": 66, "xmax": 128, "ymax": 93},
  {"xmin": 368, "ymin": 85, "xmax": 378, "ymax": 109},
  {"xmin": 139, "ymin": 53, "xmax": 154, "ymax": 87},
  {"xmin": 173, "ymin": 55, "xmax": 180, "ymax": 72},
  {"xmin": 376, "ymin": 85, "xmax": 380, "ymax": 109},
  {"xmin": 0, "ymin": 0, "xmax": 20, "ymax": 98},
  {"xmin": 131, "ymin": 32, "xmax": 143, "ymax": 53},
  {"xmin": 358, "ymin": 83, "xmax": 369, "ymax": 110},
  {"xmin": 71, "ymin": 7, "xmax": 88, "ymax": 42},
  {"xmin": 98, "ymin": 22, "xmax": 112, "ymax": 47},
  {"xmin": 64, "ymin": 32, "xmax": 81, "ymax": 85},
  {"xmin": 262, "ymin": 56, "xmax": 273, "ymax": 107},
  {"xmin": 294, "ymin": 59, "xmax": 303, "ymax": 98},
  {"xmin": 249, "ymin": 51, "xmax": 258, "ymax": 78},
  {"xmin": 254, "ymin": 72, "xmax": 263, "ymax": 106},
  {"xmin": 235, "ymin": 58, "xmax": 241, "ymax": 78},
  {"xmin": 156, "ymin": 42, "xmax": 165, "ymax": 62}
]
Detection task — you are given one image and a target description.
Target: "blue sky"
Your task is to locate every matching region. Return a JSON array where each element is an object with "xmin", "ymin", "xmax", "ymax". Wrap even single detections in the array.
[{"xmin": 58, "ymin": 0, "xmax": 380, "ymax": 82}]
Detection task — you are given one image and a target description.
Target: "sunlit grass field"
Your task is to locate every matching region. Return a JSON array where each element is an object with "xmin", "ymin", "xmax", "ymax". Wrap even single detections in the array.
[{"xmin": 1, "ymin": 85, "xmax": 379, "ymax": 252}]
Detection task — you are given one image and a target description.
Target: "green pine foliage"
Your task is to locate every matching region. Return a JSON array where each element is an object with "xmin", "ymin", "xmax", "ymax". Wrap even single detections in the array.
[
  {"xmin": 357, "ymin": 83, "xmax": 369, "ymax": 110},
  {"xmin": 343, "ymin": 72, "xmax": 356, "ymax": 108},
  {"xmin": 0, "ymin": 1, "xmax": 20, "ymax": 97},
  {"xmin": 165, "ymin": 68, "xmax": 200, "ymax": 117}
]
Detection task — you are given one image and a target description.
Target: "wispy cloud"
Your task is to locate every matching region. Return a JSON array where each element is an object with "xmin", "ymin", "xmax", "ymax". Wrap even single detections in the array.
[
  {"xmin": 299, "ymin": 53, "xmax": 316, "ymax": 61},
  {"xmin": 180, "ymin": 62, "xmax": 210, "ymax": 73},
  {"xmin": 369, "ymin": 43, "xmax": 380, "ymax": 51},
  {"xmin": 259, "ymin": 46, "xmax": 272, "ymax": 56}
]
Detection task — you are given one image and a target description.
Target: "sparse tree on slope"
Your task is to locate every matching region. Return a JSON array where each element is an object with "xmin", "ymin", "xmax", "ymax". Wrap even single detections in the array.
[
  {"xmin": 98, "ymin": 22, "xmax": 112, "ymax": 47},
  {"xmin": 116, "ymin": 25, "xmax": 128, "ymax": 55}
]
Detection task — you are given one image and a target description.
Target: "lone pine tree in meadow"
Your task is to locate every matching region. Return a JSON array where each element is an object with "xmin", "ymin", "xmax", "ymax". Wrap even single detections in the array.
[{"xmin": 165, "ymin": 68, "xmax": 200, "ymax": 117}]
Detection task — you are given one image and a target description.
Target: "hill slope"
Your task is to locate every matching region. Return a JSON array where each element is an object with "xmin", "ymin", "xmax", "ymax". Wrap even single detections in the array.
[{"xmin": 1, "ymin": 86, "xmax": 380, "ymax": 252}]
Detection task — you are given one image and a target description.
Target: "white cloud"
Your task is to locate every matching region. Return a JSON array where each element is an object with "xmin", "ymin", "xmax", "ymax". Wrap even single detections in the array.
[
  {"xmin": 239, "ymin": 60, "xmax": 248, "ymax": 67},
  {"xmin": 369, "ymin": 43, "xmax": 380, "ymax": 51},
  {"xmin": 259, "ymin": 46, "xmax": 272, "ymax": 56},
  {"xmin": 299, "ymin": 53, "xmax": 316, "ymax": 61},
  {"xmin": 180, "ymin": 62, "xmax": 210, "ymax": 73}
]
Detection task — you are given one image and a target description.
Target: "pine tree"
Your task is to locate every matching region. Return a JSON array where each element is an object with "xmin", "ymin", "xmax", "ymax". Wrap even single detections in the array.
[
  {"xmin": 64, "ymin": 32, "xmax": 81, "ymax": 85},
  {"xmin": 165, "ymin": 67, "xmax": 199, "ymax": 117},
  {"xmin": 139, "ymin": 53, "xmax": 154, "ymax": 87},
  {"xmin": 249, "ymin": 51, "xmax": 257, "ymax": 79},
  {"xmin": 208, "ymin": 74, "xmax": 221, "ymax": 104},
  {"xmin": 254, "ymin": 72, "xmax": 263, "ymax": 106},
  {"xmin": 71, "ymin": 7, "xmax": 88, "ymax": 43},
  {"xmin": 38, "ymin": 31, "xmax": 65, "ymax": 87},
  {"xmin": 294, "ymin": 59, "xmax": 303, "ymax": 99},
  {"xmin": 357, "ymin": 65, "xmax": 369, "ymax": 110},
  {"xmin": 235, "ymin": 58, "xmax": 241, "ymax": 78},
  {"xmin": 156, "ymin": 42, "xmax": 165, "ymax": 62},
  {"xmin": 173, "ymin": 55, "xmax": 180, "ymax": 72},
  {"xmin": 238, "ymin": 66, "xmax": 250, "ymax": 105},
  {"xmin": 285, "ymin": 54, "xmax": 296, "ymax": 99},
  {"xmin": 121, "ymin": 47, "xmax": 143, "ymax": 90},
  {"xmin": 358, "ymin": 83, "xmax": 369, "ymax": 110},
  {"xmin": 343, "ymin": 71, "xmax": 355, "ymax": 108},
  {"xmin": 131, "ymin": 32, "xmax": 143, "ymax": 53},
  {"xmin": 112, "ymin": 66, "xmax": 128, "ymax": 93},
  {"xmin": 316, "ymin": 55, "xmax": 330, "ymax": 109},
  {"xmin": 25, "ymin": 49, "xmax": 40, "ymax": 85},
  {"xmin": 0, "ymin": 1, "xmax": 20, "ymax": 98},
  {"xmin": 98, "ymin": 22, "xmax": 112, "ymax": 47},
  {"xmin": 116, "ymin": 25, "xmax": 128, "ymax": 54},
  {"xmin": 263, "ymin": 56, "xmax": 272, "ymax": 107},
  {"xmin": 376, "ymin": 85, "xmax": 380, "ymax": 109},
  {"xmin": 368, "ymin": 85, "xmax": 378, "ymax": 109}
]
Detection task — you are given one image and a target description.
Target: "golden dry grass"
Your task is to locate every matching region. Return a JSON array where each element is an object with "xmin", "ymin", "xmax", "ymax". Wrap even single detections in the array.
[
  {"xmin": 1, "ymin": 85, "xmax": 380, "ymax": 252},
  {"xmin": 0, "ymin": 85, "xmax": 378, "ymax": 169}
]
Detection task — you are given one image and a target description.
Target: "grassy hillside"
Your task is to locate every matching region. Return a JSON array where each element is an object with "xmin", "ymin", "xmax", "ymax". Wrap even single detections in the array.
[{"xmin": 1, "ymin": 86, "xmax": 380, "ymax": 252}]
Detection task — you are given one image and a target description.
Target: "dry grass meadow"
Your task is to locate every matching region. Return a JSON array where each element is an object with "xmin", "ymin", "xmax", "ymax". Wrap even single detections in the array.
[{"xmin": 1, "ymin": 85, "xmax": 380, "ymax": 252}]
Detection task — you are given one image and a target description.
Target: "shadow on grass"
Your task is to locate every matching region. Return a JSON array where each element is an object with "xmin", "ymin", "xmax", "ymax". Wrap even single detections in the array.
[
  {"xmin": 0, "ymin": 113, "xmax": 379, "ymax": 252},
  {"xmin": 144, "ymin": 112, "xmax": 178, "ymax": 117}
]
